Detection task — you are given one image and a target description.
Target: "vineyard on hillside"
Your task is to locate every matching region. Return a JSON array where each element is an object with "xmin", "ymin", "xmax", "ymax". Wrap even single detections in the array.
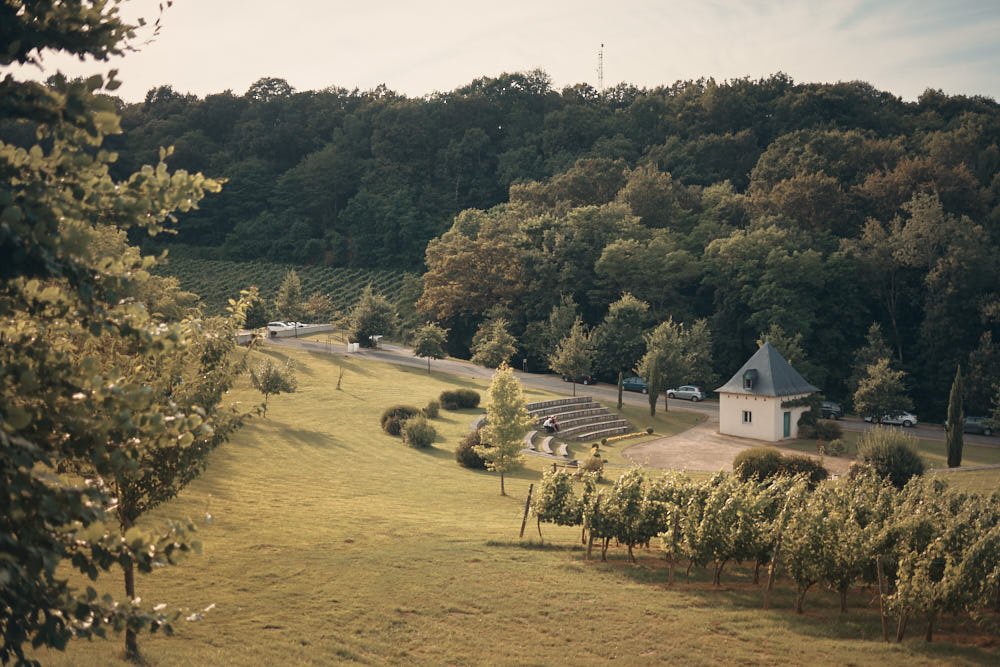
[{"xmin": 155, "ymin": 247, "xmax": 417, "ymax": 318}]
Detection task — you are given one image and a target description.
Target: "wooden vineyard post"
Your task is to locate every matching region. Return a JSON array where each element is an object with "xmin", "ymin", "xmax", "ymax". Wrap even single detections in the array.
[
  {"xmin": 876, "ymin": 557, "xmax": 889, "ymax": 642},
  {"xmin": 519, "ymin": 483, "xmax": 534, "ymax": 538}
]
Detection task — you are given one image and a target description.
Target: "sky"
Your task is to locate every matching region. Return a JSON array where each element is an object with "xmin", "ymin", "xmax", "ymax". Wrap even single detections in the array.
[{"xmin": 16, "ymin": 0, "xmax": 1000, "ymax": 102}]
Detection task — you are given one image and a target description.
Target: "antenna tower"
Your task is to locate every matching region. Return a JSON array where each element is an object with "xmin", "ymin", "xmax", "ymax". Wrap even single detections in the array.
[{"xmin": 598, "ymin": 43, "xmax": 604, "ymax": 93}]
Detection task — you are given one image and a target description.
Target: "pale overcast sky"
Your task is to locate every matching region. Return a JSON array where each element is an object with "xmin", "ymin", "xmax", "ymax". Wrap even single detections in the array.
[{"xmin": 19, "ymin": 0, "xmax": 1000, "ymax": 102}]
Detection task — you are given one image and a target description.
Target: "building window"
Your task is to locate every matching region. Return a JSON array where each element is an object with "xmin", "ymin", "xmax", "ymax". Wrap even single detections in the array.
[
  {"xmin": 743, "ymin": 369, "xmax": 758, "ymax": 390},
  {"xmin": 742, "ymin": 410, "xmax": 752, "ymax": 424}
]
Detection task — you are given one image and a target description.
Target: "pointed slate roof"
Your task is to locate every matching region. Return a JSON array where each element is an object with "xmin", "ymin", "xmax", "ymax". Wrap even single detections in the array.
[{"xmin": 715, "ymin": 342, "xmax": 818, "ymax": 397}]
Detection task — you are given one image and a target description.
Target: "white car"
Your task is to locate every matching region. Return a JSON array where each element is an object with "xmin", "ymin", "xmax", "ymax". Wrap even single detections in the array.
[
  {"xmin": 864, "ymin": 411, "xmax": 918, "ymax": 427},
  {"xmin": 666, "ymin": 385, "xmax": 706, "ymax": 402},
  {"xmin": 266, "ymin": 321, "xmax": 291, "ymax": 331}
]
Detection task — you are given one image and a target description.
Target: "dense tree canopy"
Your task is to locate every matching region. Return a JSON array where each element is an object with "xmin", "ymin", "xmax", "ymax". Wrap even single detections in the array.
[{"xmin": 57, "ymin": 70, "xmax": 1000, "ymax": 419}]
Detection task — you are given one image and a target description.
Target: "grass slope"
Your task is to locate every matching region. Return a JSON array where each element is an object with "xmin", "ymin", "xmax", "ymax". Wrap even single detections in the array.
[{"xmin": 32, "ymin": 347, "xmax": 999, "ymax": 665}]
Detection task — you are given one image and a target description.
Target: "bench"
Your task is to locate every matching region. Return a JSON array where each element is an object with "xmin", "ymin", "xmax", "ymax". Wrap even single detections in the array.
[
  {"xmin": 523, "ymin": 431, "xmax": 536, "ymax": 451},
  {"xmin": 539, "ymin": 436, "xmax": 554, "ymax": 455},
  {"xmin": 556, "ymin": 443, "xmax": 569, "ymax": 457}
]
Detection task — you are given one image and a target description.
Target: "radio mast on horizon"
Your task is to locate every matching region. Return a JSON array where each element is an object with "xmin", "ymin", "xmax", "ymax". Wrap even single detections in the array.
[{"xmin": 598, "ymin": 43, "xmax": 604, "ymax": 94}]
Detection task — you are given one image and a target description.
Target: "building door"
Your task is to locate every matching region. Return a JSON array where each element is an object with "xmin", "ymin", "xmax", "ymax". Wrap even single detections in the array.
[{"xmin": 783, "ymin": 411, "xmax": 791, "ymax": 438}]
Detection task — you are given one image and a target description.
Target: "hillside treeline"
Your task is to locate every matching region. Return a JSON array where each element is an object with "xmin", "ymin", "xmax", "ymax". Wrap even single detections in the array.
[{"xmin": 105, "ymin": 72, "xmax": 1000, "ymax": 417}]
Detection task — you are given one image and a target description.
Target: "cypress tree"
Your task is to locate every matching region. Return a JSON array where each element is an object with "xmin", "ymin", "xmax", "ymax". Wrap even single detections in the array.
[{"xmin": 946, "ymin": 366, "xmax": 964, "ymax": 468}]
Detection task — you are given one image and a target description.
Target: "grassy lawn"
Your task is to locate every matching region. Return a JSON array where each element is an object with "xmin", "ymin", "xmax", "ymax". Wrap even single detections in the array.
[{"xmin": 31, "ymin": 346, "xmax": 999, "ymax": 665}]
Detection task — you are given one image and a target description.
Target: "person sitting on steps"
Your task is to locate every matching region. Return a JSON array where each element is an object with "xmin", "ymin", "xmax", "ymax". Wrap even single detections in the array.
[{"xmin": 543, "ymin": 416, "xmax": 558, "ymax": 434}]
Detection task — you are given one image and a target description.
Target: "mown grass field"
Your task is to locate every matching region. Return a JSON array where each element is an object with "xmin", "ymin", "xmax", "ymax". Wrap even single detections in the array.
[{"xmin": 31, "ymin": 346, "xmax": 1000, "ymax": 665}]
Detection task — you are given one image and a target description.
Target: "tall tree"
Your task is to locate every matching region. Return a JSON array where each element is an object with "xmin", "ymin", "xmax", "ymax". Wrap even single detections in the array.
[
  {"xmin": 637, "ymin": 318, "xmax": 713, "ymax": 415},
  {"xmin": 476, "ymin": 363, "xmax": 533, "ymax": 495},
  {"xmin": 274, "ymin": 269, "xmax": 304, "ymax": 322},
  {"xmin": 853, "ymin": 358, "xmax": 913, "ymax": 423},
  {"xmin": 412, "ymin": 322, "xmax": 449, "ymax": 373},
  {"xmin": 0, "ymin": 2, "xmax": 238, "ymax": 661},
  {"xmin": 848, "ymin": 323, "xmax": 895, "ymax": 401},
  {"xmin": 548, "ymin": 317, "xmax": 595, "ymax": 396},
  {"xmin": 348, "ymin": 284, "xmax": 397, "ymax": 348},
  {"xmin": 591, "ymin": 293, "xmax": 650, "ymax": 378},
  {"xmin": 470, "ymin": 317, "xmax": 517, "ymax": 369},
  {"xmin": 946, "ymin": 366, "xmax": 964, "ymax": 468}
]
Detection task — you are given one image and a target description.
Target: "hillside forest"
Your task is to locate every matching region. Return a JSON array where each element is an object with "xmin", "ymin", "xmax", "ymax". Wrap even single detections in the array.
[{"xmin": 55, "ymin": 72, "xmax": 1000, "ymax": 419}]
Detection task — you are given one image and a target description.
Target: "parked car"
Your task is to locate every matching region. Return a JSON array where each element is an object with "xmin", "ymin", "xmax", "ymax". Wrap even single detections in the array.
[
  {"xmin": 266, "ymin": 321, "xmax": 292, "ymax": 332},
  {"xmin": 820, "ymin": 401, "xmax": 843, "ymax": 420},
  {"xmin": 621, "ymin": 376, "xmax": 648, "ymax": 394},
  {"xmin": 945, "ymin": 416, "xmax": 995, "ymax": 436},
  {"xmin": 666, "ymin": 385, "xmax": 706, "ymax": 402},
  {"xmin": 864, "ymin": 411, "xmax": 918, "ymax": 427},
  {"xmin": 561, "ymin": 374, "xmax": 596, "ymax": 385}
]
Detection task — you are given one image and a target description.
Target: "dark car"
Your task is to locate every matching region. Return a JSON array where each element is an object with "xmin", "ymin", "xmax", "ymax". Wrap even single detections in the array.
[
  {"xmin": 820, "ymin": 401, "xmax": 843, "ymax": 420},
  {"xmin": 952, "ymin": 416, "xmax": 995, "ymax": 436},
  {"xmin": 561, "ymin": 374, "xmax": 596, "ymax": 385},
  {"xmin": 621, "ymin": 376, "xmax": 648, "ymax": 394}
]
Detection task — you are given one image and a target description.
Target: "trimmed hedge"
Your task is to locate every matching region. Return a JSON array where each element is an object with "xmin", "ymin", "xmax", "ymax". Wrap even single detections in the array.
[
  {"xmin": 733, "ymin": 447, "xmax": 828, "ymax": 487},
  {"xmin": 402, "ymin": 416, "xmax": 437, "ymax": 448},
  {"xmin": 423, "ymin": 399, "xmax": 441, "ymax": 419},
  {"xmin": 854, "ymin": 426, "xmax": 925, "ymax": 489},
  {"xmin": 381, "ymin": 405, "xmax": 420, "ymax": 436},
  {"xmin": 440, "ymin": 389, "xmax": 480, "ymax": 410},
  {"xmin": 455, "ymin": 429, "xmax": 488, "ymax": 469}
]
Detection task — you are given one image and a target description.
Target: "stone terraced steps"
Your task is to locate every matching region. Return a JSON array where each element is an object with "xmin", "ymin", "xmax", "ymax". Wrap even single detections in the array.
[{"xmin": 525, "ymin": 396, "xmax": 633, "ymax": 442}]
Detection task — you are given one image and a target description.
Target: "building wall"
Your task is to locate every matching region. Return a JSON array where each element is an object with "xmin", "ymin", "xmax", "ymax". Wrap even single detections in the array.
[{"xmin": 718, "ymin": 392, "xmax": 812, "ymax": 442}]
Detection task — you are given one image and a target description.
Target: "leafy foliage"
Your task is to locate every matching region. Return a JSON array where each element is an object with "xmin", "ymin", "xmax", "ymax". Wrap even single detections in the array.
[
  {"xmin": 854, "ymin": 427, "xmax": 926, "ymax": 489},
  {"xmin": 476, "ymin": 364, "xmax": 533, "ymax": 495},
  {"xmin": 348, "ymin": 284, "xmax": 396, "ymax": 347},
  {"xmin": 402, "ymin": 415, "xmax": 437, "ymax": 449},
  {"xmin": 380, "ymin": 405, "xmax": 420, "ymax": 436},
  {"xmin": 454, "ymin": 429, "xmax": 488, "ymax": 469},
  {"xmin": 470, "ymin": 316, "xmax": 517, "ymax": 368},
  {"xmin": 249, "ymin": 358, "xmax": 298, "ymax": 415},
  {"xmin": 439, "ymin": 389, "xmax": 481, "ymax": 410}
]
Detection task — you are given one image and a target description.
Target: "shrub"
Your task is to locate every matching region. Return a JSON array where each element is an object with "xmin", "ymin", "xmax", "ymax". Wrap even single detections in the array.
[
  {"xmin": 423, "ymin": 399, "xmax": 441, "ymax": 419},
  {"xmin": 381, "ymin": 405, "xmax": 420, "ymax": 436},
  {"xmin": 824, "ymin": 438, "xmax": 846, "ymax": 456},
  {"xmin": 798, "ymin": 423, "xmax": 816, "ymax": 439},
  {"xmin": 813, "ymin": 419, "xmax": 843, "ymax": 441},
  {"xmin": 440, "ymin": 388, "xmax": 481, "ymax": 410},
  {"xmin": 856, "ymin": 426, "xmax": 925, "ymax": 489},
  {"xmin": 402, "ymin": 416, "xmax": 437, "ymax": 448},
  {"xmin": 733, "ymin": 447, "xmax": 783, "ymax": 482},
  {"xmin": 455, "ymin": 429, "xmax": 488, "ymax": 469},
  {"xmin": 780, "ymin": 454, "xmax": 829, "ymax": 487},
  {"xmin": 579, "ymin": 454, "xmax": 604, "ymax": 481},
  {"xmin": 645, "ymin": 427, "xmax": 654, "ymax": 434}
]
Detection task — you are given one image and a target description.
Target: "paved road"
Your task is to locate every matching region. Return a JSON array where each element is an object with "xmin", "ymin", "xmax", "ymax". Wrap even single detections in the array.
[{"xmin": 268, "ymin": 336, "xmax": 997, "ymax": 447}]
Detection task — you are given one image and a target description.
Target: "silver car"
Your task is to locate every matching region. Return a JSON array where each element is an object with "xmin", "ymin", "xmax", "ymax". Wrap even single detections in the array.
[
  {"xmin": 864, "ymin": 411, "xmax": 918, "ymax": 427},
  {"xmin": 666, "ymin": 385, "xmax": 706, "ymax": 402}
]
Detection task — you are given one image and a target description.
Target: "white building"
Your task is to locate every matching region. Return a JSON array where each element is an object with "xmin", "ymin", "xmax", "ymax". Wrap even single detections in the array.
[{"xmin": 716, "ymin": 342, "xmax": 818, "ymax": 442}]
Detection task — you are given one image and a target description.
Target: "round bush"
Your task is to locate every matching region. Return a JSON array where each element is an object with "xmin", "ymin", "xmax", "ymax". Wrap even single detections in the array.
[
  {"xmin": 381, "ymin": 405, "xmax": 420, "ymax": 436},
  {"xmin": 440, "ymin": 389, "xmax": 481, "ymax": 410},
  {"xmin": 733, "ymin": 447, "xmax": 783, "ymax": 482},
  {"xmin": 402, "ymin": 416, "xmax": 437, "ymax": 449},
  {"xmin": 825, "ymin": 438, "xmax": 846, "ymax": 456},
  {"xmin": 455, "ymin": 429, "xmax": 488, "ymax": 469},
  {"xmin": 423, "ymin": 399, "xmax": 441, "ymax": 419},
  {"xmin": 579, "ymin": 454, "xmax": 604, "ymax": 481},
  {"xmin": 814, "ymin": 419, "xmax": 843, "ymax": 441},
  {"xmin": 780, "ymin": 454, "xmax": 829, "ymax": 487},
  {"xmin": 645, "ymin": 427, "xmax": 654, "ymax": 435},
  {"xmin": 856, "ymin": 426, "xmax": 925, "ymax": 489}
]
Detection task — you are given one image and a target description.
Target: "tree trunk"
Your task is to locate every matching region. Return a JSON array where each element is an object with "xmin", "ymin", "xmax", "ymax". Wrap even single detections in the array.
[
  {"xmin": 536, "ymin": 517, "xmax": 542, "ymax": 541},
  {"xmin": 627, "ymin": 543, "xmax": 634, "ymax": 563},
  {"xmin": 581, "ymin": 525, "xmax": 586, "ymax": 545},
  {"xmin": 500, "ymin": 472, "xmax": 506, "ymax": 496},
  {"xmin": 572, "ymin": 381, "xmax": 576, "ymax": 397},
  {"xmin": 795, "ymin": 582, "xmax": 812, "ymax": 614},
  {"xmin": 518, "ymin": 483, "xmax": 533, "ymax": 538},
  {"xmin": 123, "ymin": 555, "xmax": 139, "ymax": 661},
  {"xmin": 896, "ymin": 613, "xmax": 908, "ymax": 642},
  {"xmin": 427, "ymin": 357, "xmax": 431, "ymax": 373},
  {"xmin": 601, "ymin": 537, "xmax": 609, "ymax": 561},
  {"xmin": 753, "ymin": 560, "xmax": 762, "ymax": 585},
  {"xmin": 925, "ymin": 613, "xmax": 935, "ymax": 643},
  {"xmin": 764, "ymin": 536, "xmax": 782, "ymax": 610},
  {"xmin": 714, "ymin": 560, "xmax": 727, "ymax": 586},
  {"xmin": 839, "ymin": 587, "xmax": 848, "ymax": 614},
  {"xmin": 876, "ymin": 557, "xmax": 889, "ymax": 642}
]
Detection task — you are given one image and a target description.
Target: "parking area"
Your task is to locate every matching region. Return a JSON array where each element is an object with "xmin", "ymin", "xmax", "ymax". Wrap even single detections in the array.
[{"xmin": 622, "ymin": 417, "xmax": 853, "ymax": 474}]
